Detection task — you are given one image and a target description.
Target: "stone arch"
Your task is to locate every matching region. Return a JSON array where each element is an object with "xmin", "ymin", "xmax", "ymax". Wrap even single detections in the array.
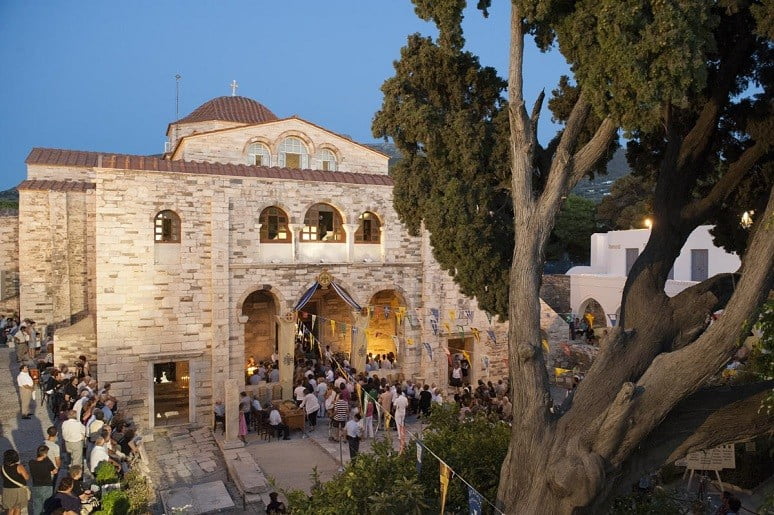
[
  {"xmin": 241, "ymin": 136, "xmax": 273, "ymax": 158},
  {"xmin": 240, "ymin": 288, "xmax": 282, "ymax": 377},
  {"xmin": 272, "ymin": 130, "xmax": 315, "ymax": 156},
  {"xmin": 298, "ymin": 200, "xmax": 350, "ymax": 224},
  {"xmin": 577, "ymin": 297, "xmax": 607, "ymax": 328},
  {"xmin": 365, "ymin": 289, "xmax": 408, "ymax": 359}
]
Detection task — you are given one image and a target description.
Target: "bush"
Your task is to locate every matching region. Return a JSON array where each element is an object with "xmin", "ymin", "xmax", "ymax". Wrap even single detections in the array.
[
  {"xmin": 94, "ymin": 461, "xmax": 119, "ymax": 485},
  {"xmin": 122, "ymin": 468, "xmax": 152, "ymax": 514},
  {"xmin": 96, "ymin": 490, "xmax": 130, "ymax": 515}
]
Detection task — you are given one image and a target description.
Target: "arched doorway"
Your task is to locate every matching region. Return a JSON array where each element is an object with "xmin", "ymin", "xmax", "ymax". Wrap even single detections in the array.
[
  {"xmin": 243, "ymin": 290, "xmax": 278, "ymax": 367},
  {"xmin": 366, "ymin": 290, "xmax": 406, "ymax": 362},
  {"xmin": 578, "ymin": 298, "xmax": 607, "ymax": 328},
  {"xmin": 298, "ymin": 288, "xmax": 354, "ymax": 360}
]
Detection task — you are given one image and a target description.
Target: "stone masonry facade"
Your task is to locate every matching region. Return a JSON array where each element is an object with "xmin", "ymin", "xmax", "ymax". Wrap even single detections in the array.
[{"xmin": 15, "ymin": 95, "xmax": 568, "ymax": 429}]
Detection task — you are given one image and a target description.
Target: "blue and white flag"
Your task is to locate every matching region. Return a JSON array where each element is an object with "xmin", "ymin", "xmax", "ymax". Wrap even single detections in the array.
[
  {"xmin": 416, "ymin": 441, "xmax": 423, "ymax": 474},
  {"xmin": 468, "ymin": 485, "xmax": 483, "ymax": 515}
]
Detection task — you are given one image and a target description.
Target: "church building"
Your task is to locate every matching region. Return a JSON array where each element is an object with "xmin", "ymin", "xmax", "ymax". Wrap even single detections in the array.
[{"xmin": 16, "ymin": 94, "xmax": 565, "ymax": 428}]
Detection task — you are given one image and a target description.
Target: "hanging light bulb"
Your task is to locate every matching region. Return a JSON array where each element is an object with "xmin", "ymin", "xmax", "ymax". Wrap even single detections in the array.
[
  {"xmin": 740, "ymin": 210, "xmax": 754, "ymax": 229},
  {"xmin": 644, "ymin": 218, "xmax": 653, "ymax": 229}
]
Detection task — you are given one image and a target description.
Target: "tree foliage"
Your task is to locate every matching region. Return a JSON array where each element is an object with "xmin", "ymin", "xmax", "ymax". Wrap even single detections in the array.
[
  {"xmin": 376, "ymin": 0, "xmax": 773, "ymax": 511},
  {"xmin": 546, "ymin": 194, "xmax": 597, "ymax": 263}
]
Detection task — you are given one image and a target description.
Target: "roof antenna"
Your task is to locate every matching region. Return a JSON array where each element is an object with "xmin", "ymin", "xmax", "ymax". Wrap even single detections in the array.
[{"xmin": 230, "ymin": 79, "xmax": 238, "ymax": 97}]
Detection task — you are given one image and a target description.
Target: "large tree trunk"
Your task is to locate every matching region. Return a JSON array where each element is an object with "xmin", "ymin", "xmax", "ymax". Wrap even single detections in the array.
[{"xmin": 497, "ymin": 4, "xmax": 774, "ymax": 513}]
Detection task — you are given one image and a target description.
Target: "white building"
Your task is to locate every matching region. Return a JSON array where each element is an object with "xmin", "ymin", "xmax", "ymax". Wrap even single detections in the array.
[{"xmin": 566, "ymin": 226, "xmax": 741, "ymax": 327}]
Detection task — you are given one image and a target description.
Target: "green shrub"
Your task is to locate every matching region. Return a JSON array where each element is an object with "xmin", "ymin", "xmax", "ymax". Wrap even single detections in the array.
[
  {"xmin": 94, "ymin": 462, "xmax": 119, "ymax": 485},
  {"xmin": 96, "ymin": 490, "xmax": 130, "ymax": 515}
]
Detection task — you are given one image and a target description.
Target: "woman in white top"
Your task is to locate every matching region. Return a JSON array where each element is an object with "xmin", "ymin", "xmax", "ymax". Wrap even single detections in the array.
[{"xmin": 300, "ymin": 391, "xmax": 320, "ymax": 430}]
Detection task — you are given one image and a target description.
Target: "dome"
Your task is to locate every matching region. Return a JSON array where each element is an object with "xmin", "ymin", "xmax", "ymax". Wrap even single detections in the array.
[{"xmin": 174, "ymin": 96, "xmax": 278, "ymax": 125}]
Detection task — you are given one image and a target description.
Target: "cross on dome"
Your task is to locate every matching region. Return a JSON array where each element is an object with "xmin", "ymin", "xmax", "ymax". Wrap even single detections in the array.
[{"xmin": 230, "ymin": 80, "xmax": 238, "ymax": 96}]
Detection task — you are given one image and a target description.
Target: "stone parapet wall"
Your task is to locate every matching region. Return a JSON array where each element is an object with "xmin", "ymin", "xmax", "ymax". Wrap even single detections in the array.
[{"xmin": 27, "ymin": 164, "xmax": 96, "ymax": 182}]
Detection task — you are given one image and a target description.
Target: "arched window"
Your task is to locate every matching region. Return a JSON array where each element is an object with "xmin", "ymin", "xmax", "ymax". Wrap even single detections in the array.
[
  {"xmin": 278, "ymin": 137, "xmax": 309, "ymax": 169},
  {"xmin": 259, "ymin": 207, "xmax": 291, "ymax": 243},
  {"xmin": 247, "ymin": 143, "xmax": 271, "ymax": 166},
  {"xmin": 154, "ymin": 210, "xmax": 181, "ymax": 243},
  {"xmin": 319, "ymin": 149, "xmax": 337, "ymax": 171},
  {"xmin": 355, "ymin": 212, "xmax": 381, "ymax": 243},
  {"xmin": 301, "ymin": 204, "xmax": 345, "ymax": 242}
]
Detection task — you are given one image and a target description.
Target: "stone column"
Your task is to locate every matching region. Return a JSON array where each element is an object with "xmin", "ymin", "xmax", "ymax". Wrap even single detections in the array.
[
  {"xmin": 350, "ymin": 311, "xmax": 369, "ymax": 374},
  {"xmin": 223, "ymin": 378, "xmax": 243, "ymax": 448},
  {"xmin": 288, "ymin": 224, "xmax": 300, "ymax": 263},
  {"xmin": 275, "ymin": 313, "xmax": 296, "ymax": 400},
  {"xmin": 344, "ymin": 223, "xmax": 358, "ymax": 262}
]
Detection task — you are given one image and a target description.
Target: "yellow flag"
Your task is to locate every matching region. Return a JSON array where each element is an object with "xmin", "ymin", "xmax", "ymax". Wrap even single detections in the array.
[
  {"xmin": 542, "ymin": 339, "xmax": 550, "ymax": 353},
  {"xmin": 407, "ymin": 338, "xmax": 414, "ymax": 346},
  {"xmin": 330, "ymin": 319, "xmax": 336, "ymax": 333},
  {"xmin": 471, "ymin": 327, "xmax": 480, "ymax": 342},
  {"xmin": 439, "ymin": 462, "xmax": 451, "ymax": 514}
]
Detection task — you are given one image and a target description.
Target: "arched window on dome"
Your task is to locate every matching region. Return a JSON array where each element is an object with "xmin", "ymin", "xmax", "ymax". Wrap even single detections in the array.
[
  {"xmin": 278, "ymin": 137, "xmax": 309, "ymax": 169},
  {"xmin": 259, "ymin": 207, "xmax": 291, "ymax": 243},
  {"xmin": 355, "ymin": 212, "xmax": 381, "ymax": 244},
  {"xmin": 318, "ymin": 149, "xmax": 337, "ymax": 171},
  {"xmin": 154, "ymin": 210, "xmax": 181, "ymax": 243},
  {"xmin": 301, "ymin": 204, "xmax": 345, "ymax": 242},
  {"xmin": 247, "ymin": 143, "xmax": 271, "ymax": 166}
]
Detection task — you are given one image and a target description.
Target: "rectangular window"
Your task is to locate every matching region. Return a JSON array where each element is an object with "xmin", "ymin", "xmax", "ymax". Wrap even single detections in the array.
[
  {"xmin": 254, "ymin": 154, "xmax": 263, "ymax": 166},
  {"xmin": 285, "ymin": 153, "xmax": 301, "ymax": 169},
  {"xmin": 625, "ymin": 248, "xmax": 639, "ymax": 276},
  {"xmin": 362, "ymin": 219, "xmax": 372, "ymax": 241},
  {"xmin": 322, "ymin": 160, "xmax": 330, "ymax": 171},
  {"xmin": 691, "ymin": 249, "xmax": 708, "ymax": 281}
]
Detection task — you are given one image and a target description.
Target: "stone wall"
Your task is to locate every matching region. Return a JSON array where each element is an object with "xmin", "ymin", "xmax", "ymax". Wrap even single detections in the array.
[
  {"xmin": 18, "ymin": 188, "xmax": 95, "ymax": 327},
  {"xmin": 0, "ymin": 212, "xmax": 19, "ymax": 315},
  {"xmin": 54, "ymin": 315, "xmax": 97, "ymax": 375},
  {"xmin": 176, "ymin": 118, "xmax": 388, "ymax": 175}
]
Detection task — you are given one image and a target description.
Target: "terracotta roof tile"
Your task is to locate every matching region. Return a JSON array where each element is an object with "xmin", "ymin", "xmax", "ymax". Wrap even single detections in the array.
[
  {"xmin": 174, "ymin": 96, "xmax": 278, "ymax": 125},
  {"xmin": 25, "ymin": 148, "xmax": 393, "ymax": 187},
  {"xmin": 17, "ymin": 179, "xmax": 95, "ymax": 192}
]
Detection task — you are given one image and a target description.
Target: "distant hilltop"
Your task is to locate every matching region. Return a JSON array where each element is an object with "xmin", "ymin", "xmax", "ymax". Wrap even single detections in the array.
[
  {"xmin": 365, "ymin": 142, "xmax": 630, "ymax": 201},
  {"xmin": 0, "ymin": 188, "xmax": 18, "ymax": 211}
]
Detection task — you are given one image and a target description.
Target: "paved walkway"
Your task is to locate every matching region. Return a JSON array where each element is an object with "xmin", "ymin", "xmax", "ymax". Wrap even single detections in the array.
[{"xmin": 0, "ymin": 346, "xmax": 54, "ymax": 515}]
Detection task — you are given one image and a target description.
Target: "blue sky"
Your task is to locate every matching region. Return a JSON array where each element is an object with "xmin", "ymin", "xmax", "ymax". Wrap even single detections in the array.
[{"xmin": 0, "ymin": 1, "xmax": 569, "ymax": 190}]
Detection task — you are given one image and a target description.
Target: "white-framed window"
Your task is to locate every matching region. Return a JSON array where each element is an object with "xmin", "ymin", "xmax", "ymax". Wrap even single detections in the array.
[
  {"xmin": 301, "ymin": 204, "xmax": 345, "ymax": 242},
  {"xmin": 154, "ymin": 210, "xmax": 181, "ymax": 243},
  {"xmin": 247, "ymin": 143, "xmax": 271, "ymax": 166},
  {"xmin": 278, "ymin": 137, "xmax": 309, "ymax": 169},
  {"xmin": 319, "ymin": 149, "xmax": 337, "ymax": 171}
]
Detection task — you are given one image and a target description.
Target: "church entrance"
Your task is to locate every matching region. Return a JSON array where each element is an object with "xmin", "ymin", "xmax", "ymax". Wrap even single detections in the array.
[
  {"xmin": 243, "ymin": 290, "xmax": 278, "ymax": 374},
  {"xmin": 152, "ymin": 361, "xmax": 190, "ymax": 427},
  {"xmin": 365, "ymin": 290, "xmax": 406, "ymax": 365},
  {"xmin": 300, "ymin": 289, "xmax": 353, "ymax": 360},
  {"xmin": 447, "ymin": 336, "xmax": 477, "ymax": 388}
]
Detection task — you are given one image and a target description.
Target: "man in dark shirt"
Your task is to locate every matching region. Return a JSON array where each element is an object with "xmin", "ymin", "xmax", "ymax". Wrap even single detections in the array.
[
  {"xmin": 43, "ymin": 476, "xmax": 81, "ymax": 514},
  {"xmin": 266, "ymin": 491, "xmax": 287, "ymax": 513},
  {"xmin": 29, "ymin": 445, "xmax": 56, "ymax": 514},
  {"xmin": 418, "ymin": 384, "xmax": 432, "ymax": 418}
]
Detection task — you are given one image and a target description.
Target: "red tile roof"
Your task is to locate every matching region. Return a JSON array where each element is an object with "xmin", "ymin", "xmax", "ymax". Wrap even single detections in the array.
[
  {"xmin": 174, "ymin": 96, "xmax": 278, "ymax": 125},
  {"xmin": 17, "ymin": 179, "xmax": 95, "ymax": 192},
  {"xmin": 25, "ymin": 148, "xmax": 394, "ymax": 187}
]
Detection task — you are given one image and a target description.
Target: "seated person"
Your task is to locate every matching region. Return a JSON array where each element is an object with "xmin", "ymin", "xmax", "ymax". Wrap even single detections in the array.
[
  {"xmin": 266, "ymin": 491, "xmax": 287, "ymax": 514},
  {"xmin": 88, "ymin": 437, "xmax": 121, "ymax": 475},
  {"xmin": 268, "ymin": 407, "xmax": 290, "ymax": 440}
]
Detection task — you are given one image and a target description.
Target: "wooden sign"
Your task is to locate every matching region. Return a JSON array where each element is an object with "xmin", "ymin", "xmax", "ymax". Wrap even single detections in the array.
[{"xmin": 684, "ymin": 445, "xmax": 736, "ymax": 470}]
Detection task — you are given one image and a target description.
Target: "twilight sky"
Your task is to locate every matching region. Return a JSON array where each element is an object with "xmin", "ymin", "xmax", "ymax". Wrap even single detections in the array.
[{"xmin": 0, "ymin": 1, "xmax": 569, "ymax": 190}]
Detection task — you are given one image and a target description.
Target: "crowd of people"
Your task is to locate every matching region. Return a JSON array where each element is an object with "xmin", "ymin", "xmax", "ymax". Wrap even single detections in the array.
[{"xmin": 3, "ymin": 315, "xmax": 142, "ymax": 515}]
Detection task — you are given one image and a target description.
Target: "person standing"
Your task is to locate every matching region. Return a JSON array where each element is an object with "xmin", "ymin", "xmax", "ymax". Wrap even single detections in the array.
[
  {"xmin": 17, "ymin": 364, "xmax": 35, "ymax": 419},
  {"xmin": 332, "ymin": 391, "xmax": 349, "ymax": 442},
  {"xmin": 2, "ymin": 449, "xmax": 30, "ymax": 515},
  {"xmin": 13, "ymin": 325, "xmax": 30, "ymax": 363},
  {"xmin": 44, "ymin": 426, "xmax": 62, "ymax": 473},
  {"xmin": 393, "ymin": 389, "xmax": 409, "ymax": 452},
  {"xmin": 61, "ymin": 410, "xmax": 86, "ymax": 468},
  {"xmin": 29, "ymin": 445, "xmax": 56, "ymax": 515},
  {"xmin": 300, "ymin": 388, "xmax": 320, "ymax": 431},
  {"xmin": 345, "ymin": 414, "xmax": 363, "ymax": 460}
]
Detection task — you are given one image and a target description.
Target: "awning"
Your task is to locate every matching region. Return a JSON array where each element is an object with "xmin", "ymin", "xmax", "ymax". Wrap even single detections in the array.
[{"xmin": 293, "ymin": 280, "xmax": 362, "ymax": 312}]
